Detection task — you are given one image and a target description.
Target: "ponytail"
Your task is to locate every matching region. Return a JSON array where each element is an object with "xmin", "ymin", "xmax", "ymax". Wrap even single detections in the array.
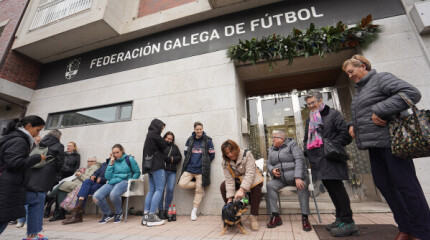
[{"xmin": 2, "ymin": 115, "xmax": 45, "ymax": 136}]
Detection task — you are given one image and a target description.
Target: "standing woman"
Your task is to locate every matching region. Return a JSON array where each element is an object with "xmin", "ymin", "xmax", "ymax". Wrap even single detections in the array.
[
  {"xmin": 343, "ymin": 55, "xmax": 430, "ymax": 240},
  {"xmin": 0, "ymin": 116, "xmax": 46, "ymax": 235},
  {"xmin": 158, "ymin": 131, "xmax": 182, "ymax": 219},
  {"xmin": 178, "ymin": 121, "xmax": 215, "ymax": 221},
  {"xmin": 142, "ymin": 119, "xmax": 168, "ymax": 227},
  {"xmin": 93, "ymin": 144, "xmax": 140, "ymax": 224},
  {"xmin": 303, "ymin": 91, "xmax": 356, "ymax": 237},
  {"xmin": 220, "ymin": 140, "xmax": 263, "ymax": 231}
]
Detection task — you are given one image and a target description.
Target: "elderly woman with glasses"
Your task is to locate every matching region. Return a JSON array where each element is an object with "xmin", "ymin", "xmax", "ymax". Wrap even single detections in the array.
[
  {"xmin": 343, "ymin": 55, "xmax": 430, "ymax": 240},
  {"xmin": 303, "ymin": 91, "xmax": 355, "ymax": 237},
  {"xmin": 266, "ymin": 130, "xmax": 311, "ymax": 232}
]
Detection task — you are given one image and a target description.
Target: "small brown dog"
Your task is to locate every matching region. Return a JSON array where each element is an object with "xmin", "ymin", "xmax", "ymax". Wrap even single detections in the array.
[{"xmin": 220, "ymin": 200, "xmax": 248, "ymax": 235}]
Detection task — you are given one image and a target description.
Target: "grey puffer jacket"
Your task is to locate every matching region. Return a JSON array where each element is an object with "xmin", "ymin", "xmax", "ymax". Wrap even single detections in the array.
[
  {"xmin": 351, "ymin": 70, "xmax": 421, "ymax": 150},
  {"xmin": 267, "ymin": 138, "xmax": 306, "ymax": 182}
]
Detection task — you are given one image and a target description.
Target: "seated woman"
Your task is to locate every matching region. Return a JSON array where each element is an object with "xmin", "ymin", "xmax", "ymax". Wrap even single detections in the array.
[
  {"xmin": 93, "ymin": 144, "xmax": 141, "ymax": 224},
  {"xmin": 266, "ymin": 130, "xmax": 311, "ymax": 231},
  {"xmin": 62, "ymin": 158, "xmax": 110, "ymax": 225},
  {"xmin": 220, "ymin": 140, "xmax": 263, "ymax": 231},
  {"xmin": 49, "ymin": 157, "xmax": 100, "ymax": 221}
]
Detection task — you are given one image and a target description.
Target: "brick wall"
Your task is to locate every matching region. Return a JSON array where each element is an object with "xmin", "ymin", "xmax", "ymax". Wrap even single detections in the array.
[
  {"xmin": 0, "ymin": 0, "xmax": 41, "ymax": 90},
  {"xmin": 138, "ymin": 0, "xmax": 196, "ymax": 17}
]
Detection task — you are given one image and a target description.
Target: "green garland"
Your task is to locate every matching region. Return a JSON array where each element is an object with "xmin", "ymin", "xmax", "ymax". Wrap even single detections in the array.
[{"xmin": 227, "ymin": 15, "xmax": 381, "ymax": 70}]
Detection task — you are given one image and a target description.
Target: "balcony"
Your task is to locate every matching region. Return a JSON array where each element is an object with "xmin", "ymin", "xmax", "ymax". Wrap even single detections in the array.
[{"xmin": 13, "ymin": 0, "xmax": 138, "ymax": 63}]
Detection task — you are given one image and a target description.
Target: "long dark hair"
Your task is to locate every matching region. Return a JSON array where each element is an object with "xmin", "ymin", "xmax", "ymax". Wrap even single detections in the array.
[
  {"xmin": 163, "ymin": 131, "xmax": 175, "ymax": 143},
  {"xmin": 2, "ymin": 115, "xmax": 45, "ymax": 135}
]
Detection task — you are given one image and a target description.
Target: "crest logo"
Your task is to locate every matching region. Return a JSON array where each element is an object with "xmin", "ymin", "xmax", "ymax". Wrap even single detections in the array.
[{"xmin": 65, "ymin": 58, "xmax": 81, "ymax": 80}]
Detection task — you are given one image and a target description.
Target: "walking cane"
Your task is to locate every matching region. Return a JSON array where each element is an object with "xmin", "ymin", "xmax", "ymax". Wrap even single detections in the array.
[{"xmin": 306, "ymin": 158, "xmax": 322, "ymax": 223}]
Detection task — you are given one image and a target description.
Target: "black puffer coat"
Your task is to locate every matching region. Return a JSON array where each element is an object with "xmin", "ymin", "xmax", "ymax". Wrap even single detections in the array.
[
  {"xmin": 142, "ymin": 119, "xmax": 167, "ymax": 174},
  {"xmin": 164, "ymin": 143, "xmax": 182, "ymax": 172},
  {"xmin": 60, "ymin": 150, "xmax": 80, "ymax": 178},
  {"xmin": 351, "ymin": 70, "xmax": 421, "ymax": 150},
  {"xmin": 27, "ymin": 134, "xmax": 65, "ymax": 192},
  {"xmin": 0, "ymin": 130, "xmax": 42, "ymax": 222},
  {"xmin": 304, "ymin": 105, "xmax": 352, "ymax": 180}
]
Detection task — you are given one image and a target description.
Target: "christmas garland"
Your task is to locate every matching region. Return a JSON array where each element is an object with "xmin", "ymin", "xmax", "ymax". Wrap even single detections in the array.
[{"xmin": 227, "ymin": 15, "xmax": 381, "ymax": 70}]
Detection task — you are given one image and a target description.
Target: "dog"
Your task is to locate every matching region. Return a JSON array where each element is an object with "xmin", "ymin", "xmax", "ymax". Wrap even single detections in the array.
[{"xmin": 220, "ymin": 200, "xmax": 248, "ymax": 235}]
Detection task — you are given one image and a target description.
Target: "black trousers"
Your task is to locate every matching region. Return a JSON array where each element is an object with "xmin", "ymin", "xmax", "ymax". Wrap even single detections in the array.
[
  {"xmin": 322, "ymin": 179, "xmax": 353, "ymax": 223},
  {"xmin": 369, "ymin": 148, "xmax": 430, "ymax": 239}
]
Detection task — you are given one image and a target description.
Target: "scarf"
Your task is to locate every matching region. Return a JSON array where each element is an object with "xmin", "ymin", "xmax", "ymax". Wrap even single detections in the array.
[
  {"xmin": 306, "ymin": 103, "xmax": 325, "ymax": 150},
  {"xmin": 18, "ymin": 127, "xmax": 35, "ymax": 149}
]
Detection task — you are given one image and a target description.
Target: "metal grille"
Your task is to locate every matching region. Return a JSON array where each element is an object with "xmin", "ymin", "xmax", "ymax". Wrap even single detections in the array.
[{"xmin": 30, "ymin": 0, "xmax": 92, "ymax": 30}]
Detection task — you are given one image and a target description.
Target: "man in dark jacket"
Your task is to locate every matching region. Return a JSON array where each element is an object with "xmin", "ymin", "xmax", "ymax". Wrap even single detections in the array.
[
  {"xmin": 62, "ymin": 158, "xmax": 109, "ymax": 225},
  {"xmin": 26, "ymin": 129, "xmax": 64, "ymax": 238},
  {"xmin": 178, "ymin": 121, "xmax": 215, "ymax": 221}
]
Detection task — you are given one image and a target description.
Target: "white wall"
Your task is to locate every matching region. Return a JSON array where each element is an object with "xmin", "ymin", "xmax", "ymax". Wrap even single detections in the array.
[
  {"xmin": 26, "ymin": 50, "xmax": 240, "ymax": 215},
  {"xmin": 362, "ymin": 14, "xmax": 430, "ymax": 203}
]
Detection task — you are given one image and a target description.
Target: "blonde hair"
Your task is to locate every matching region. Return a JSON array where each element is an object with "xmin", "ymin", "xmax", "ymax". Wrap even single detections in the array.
[
  {"xmin": 69, "ymin": 142, "xmax": 78, "ymax": 152},
  {"xmin": 342, "ymin": 54, "xmax": 371, "ymax": 71}
]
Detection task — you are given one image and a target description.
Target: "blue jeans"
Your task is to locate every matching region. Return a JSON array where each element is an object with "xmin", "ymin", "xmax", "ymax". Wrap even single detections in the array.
[
  {"xmin": 25, "ymin": 191, "xmax": 46, "ymax": 235},
  {"xmin": 18, "ymin": 205, "xmax": 28, "ymax": 224},
  {"xmin": 77, "ymin": 179, "xmax": 103, "ymax": 208},
  {"xmin": 158, "ymin": 170, "xmax": 176, "ymax": 210},
  {"xmin": 93, "ymin": 180, "xmax": 127, "ymax": 215},
  {"xmin": 144, "ymin": 169, "xmax": 165, "ymax": 214}
]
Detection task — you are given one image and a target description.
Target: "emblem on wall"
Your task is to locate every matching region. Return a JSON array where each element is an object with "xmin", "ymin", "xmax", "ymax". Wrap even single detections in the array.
[{"xmin": 65, "ymin": 58, "xmax": 81, "ymax": 80}]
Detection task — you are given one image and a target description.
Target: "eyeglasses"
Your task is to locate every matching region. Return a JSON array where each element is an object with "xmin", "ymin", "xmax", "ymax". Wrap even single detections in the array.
[
  {"xmin": 307, "ymin": 100, "xmax": 318, "ymax": 107},
  {"xmin": 272, "ymin": 136, "xmax": 283, "ymax": 140},
  {"xmin": 87, "ymin": 160, "xmax": 96, "ymax": 163}
]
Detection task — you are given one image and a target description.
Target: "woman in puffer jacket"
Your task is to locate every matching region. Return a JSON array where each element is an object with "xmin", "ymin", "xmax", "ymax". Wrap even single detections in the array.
[
  {"xmin": 0, "ymin": 116, "xmax": 46, "ymax": 236},
  {"xmin": 343, "ymin": 54, "xmax": 430, "ymax": 240}
]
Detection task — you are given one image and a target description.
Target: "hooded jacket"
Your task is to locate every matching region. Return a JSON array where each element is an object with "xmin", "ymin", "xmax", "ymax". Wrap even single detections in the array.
[
  {"xmin": 0, "ymin": 130, "xmax": 42, "ymax": 222},
  {"xmin": 350, "ymin": 70, "xmax": 421, "ymax": 150},
  {"xmin": 92, "ymin": 159, "xmax": 110, "ymax": 184},
  {"xmin": 179, "ymin": 131, "xmax": 215, "ymax": 187},
  {"xmin": 59, "ymin": 162, "xmax": 101, "ymax": 192},
  {"xmin": 142, "ymin": 119, "xmax": 167, "ymax": 174},
  {"xmin": 27, "ymin": 134, "xmax": 65, "ymax": 192},
  {"xmin": 105, "ymin": 154, "xmax": 141, "ymax": 185}
]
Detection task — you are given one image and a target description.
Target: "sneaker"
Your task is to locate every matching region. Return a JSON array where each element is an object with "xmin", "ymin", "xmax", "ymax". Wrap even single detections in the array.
[
  {"xmin": 147, "ymin": 213, "xmax": 165, "ymax": 227},
  {"xmin": 16, "ymin": 221, "xmax": 25, "ymax": 228},
  {"xmin": 191, "ymin": 209, "xmax": 198, "ymax": 221},
  {"xmin": 141, "ymin": 213, "xmax": 149, "ymax": 226},
  {"xmin": 330, "ymin": 222, "xmax": 359, "ymax": 237},
  {"xmin": 326, "ymin": 218, "xmax": 341, "ymax": 231},
  {"xmin": 98, "ymin": 213, "xmax": 114, "ymax": 224},
  {"xmin": 114, "ymin": 213, "xmax": 123, "ymax": 223}
]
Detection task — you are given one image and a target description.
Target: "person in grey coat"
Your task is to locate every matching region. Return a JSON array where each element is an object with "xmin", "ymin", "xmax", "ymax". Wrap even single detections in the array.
[
  {"xmin": 343, "ymin": 55, "xmax": 430, "ymax": 240},
  {"xmin": 303, "ymin": 91, "xmax": 356, "ymax": 237},
  {"xmin": 265, "ymin": 130, "xmax": 311, "ymax": 231}
]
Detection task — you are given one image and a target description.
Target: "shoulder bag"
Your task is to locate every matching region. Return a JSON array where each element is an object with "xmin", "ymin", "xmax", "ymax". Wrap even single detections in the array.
[{"xmin": 323, "ymin": 138, "xmax": 349, "ymax": 162}]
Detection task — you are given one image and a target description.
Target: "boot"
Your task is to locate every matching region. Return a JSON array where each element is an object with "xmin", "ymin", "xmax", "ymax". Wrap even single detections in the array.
[
  {"xmin": 49, "ymin": 208, "xmax": 66, "ymax": 221},
  {"xmin": 44, "ymin": 198, "xmax": 56, "ymax": 218},
  {"xmin": 249, "ymin": 215, "xmax": 259, "ymax": 231},
  {"xmin": 158, "ymin": 209, "xmax": 166, "ymax": 220},
  {"xmin": 62, "ymin": 212, "xmax": 83, "ymax": 225},
  {"xmin": 71, "ymin": 199, "xmax": 84, "ymax": 213}
]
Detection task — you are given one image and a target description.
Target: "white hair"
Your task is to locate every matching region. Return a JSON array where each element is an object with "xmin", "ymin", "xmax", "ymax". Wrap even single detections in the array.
[{"xmin": 272, "ymin": 130, "xmax": 286, "ymax": 139}]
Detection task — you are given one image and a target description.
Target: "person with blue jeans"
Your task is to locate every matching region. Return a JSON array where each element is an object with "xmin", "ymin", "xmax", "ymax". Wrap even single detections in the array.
[
  {"xmin": 142, "ymin": 119, "xmax": 168, "ymax": 227},
  {"xmin": 158, "ymin": 131, "xmax": 182, "ymax": 220},
  {"xmin": 93, "ymin": 144, "xmax": 140, "ymax": 224},
  {"xmin": 62, "ymin": 158, "xmax": 109, "ymax": 225}
]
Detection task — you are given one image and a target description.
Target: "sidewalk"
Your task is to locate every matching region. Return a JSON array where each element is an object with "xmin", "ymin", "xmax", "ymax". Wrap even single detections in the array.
[{"xmin": 2, "ymin": 213, "xmax": 396, "ymax": 240}]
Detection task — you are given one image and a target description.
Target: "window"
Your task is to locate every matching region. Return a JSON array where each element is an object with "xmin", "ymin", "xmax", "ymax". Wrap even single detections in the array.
[
  {"xmin": 46, "ymin": 102, "xmax": 132, "ymax": 129},
  {"xmin": 30, "ymin": 0, "xmax": 92, "ymax": 29}
]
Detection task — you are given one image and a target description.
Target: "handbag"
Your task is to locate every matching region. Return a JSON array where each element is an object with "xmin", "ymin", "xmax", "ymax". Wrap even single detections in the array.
[
  {"xmin": 143, "ymin": 153, "xmax": 154, "ymax": 171},
  {"xmin": 323, "ymin": 138, "xmax": 349, "ymax": 162},
  {"xmin": 390, "ymin": 92, "xmax": 430, "ymax": 159},
  {"xmin": 60, "ymin": 185, "xmax": 81, "ymax": 212}
]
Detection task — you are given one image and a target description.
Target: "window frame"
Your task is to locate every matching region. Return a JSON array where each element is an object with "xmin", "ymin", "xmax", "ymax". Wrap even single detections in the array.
[{"xmin": 46, "ymin": 101, "xmax": 133, "ymax": 129}]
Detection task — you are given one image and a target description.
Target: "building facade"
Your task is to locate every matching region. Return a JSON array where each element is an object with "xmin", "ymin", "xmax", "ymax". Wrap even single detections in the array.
[{"xmin": 5, "ymin": 0, "xmax": 430, "ymax": 215}]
